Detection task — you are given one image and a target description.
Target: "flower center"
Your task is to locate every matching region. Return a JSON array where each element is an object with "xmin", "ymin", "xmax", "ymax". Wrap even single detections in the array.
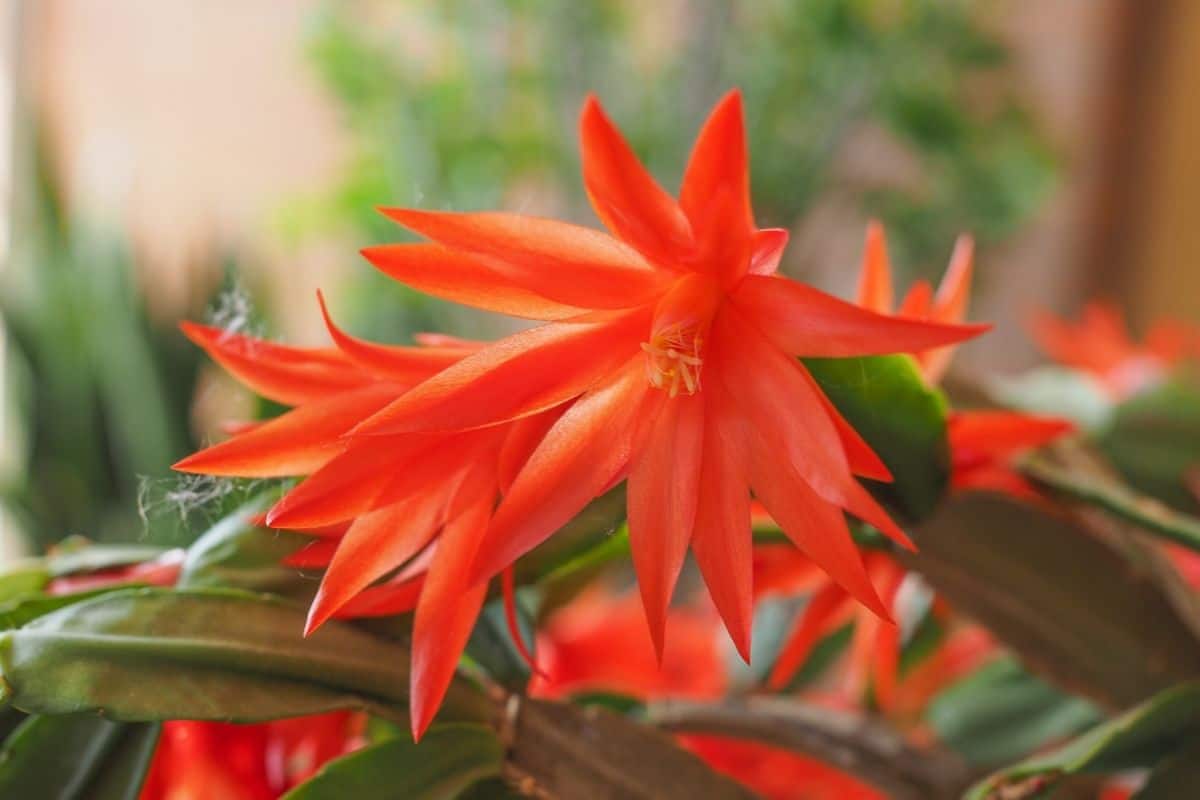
[
  {"xmin": 642, "ymin": 325, "xmax": 704, "ymax": 397},
  {"xmin": 641, "ymin": 273, "xmax": 721, "ymax": 397}
]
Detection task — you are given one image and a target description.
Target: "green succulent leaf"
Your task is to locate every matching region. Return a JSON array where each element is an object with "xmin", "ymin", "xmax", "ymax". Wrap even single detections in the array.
[
  {"xmin": 466, "ymin": 595, "xmax": 535, "ymax": 692},
  {"xmin": 82, "ymin": 722, "xmax": 162, "ymax": 800},
  {"xmin": 0, "ymin": 714, "xmax": 158, "ymax": 800},
  {"xmin": 805, "ymin": 354, "xmax": 950, "ymax": 521},
  {"xmin": 0, "ymin": 587, "xmax": 134, "ymax": 631},
  {"xmin": 0, "ymin": 562, "xmax": 49, "ymax": 604},
  {"xmin": 909, "ymin": 492, "xmax": 1200, "ymax": 710},
  {"xmin": 0, "ymin": 587, "xmax": 489, "ymax": 726},
  {"xmin": 966, "ymin": 681, "xmax": 1200, "ymax": 799},
  {"xmin": 927, "ymin": 657, "xmax": 1100, "ymax": 767},
  {"xmin": 1098, "ymin": 373, "xmax": 1200, "ymax": 514},
  {"xmin": 178, "ymin": 494, "xmax": 312, "ymax": 598},
  {"xmin": 282, "ymin": 723, "xmax": 503, "ymax": 800}
]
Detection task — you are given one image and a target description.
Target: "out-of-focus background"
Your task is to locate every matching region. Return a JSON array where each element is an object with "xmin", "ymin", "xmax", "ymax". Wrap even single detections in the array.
[{"xmin": 1, "ymin": 1, "xmax": 1197, "ymax": 553}]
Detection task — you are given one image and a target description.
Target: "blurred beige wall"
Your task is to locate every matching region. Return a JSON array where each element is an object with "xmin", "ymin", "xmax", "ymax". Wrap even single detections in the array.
[
  {"xmin": 26, "ymin": 0, "xmax": 349, "ymax": 340},
  {"xmin": 1115, "ymin": 2, "xmax": 1200, "ymax": 327}
]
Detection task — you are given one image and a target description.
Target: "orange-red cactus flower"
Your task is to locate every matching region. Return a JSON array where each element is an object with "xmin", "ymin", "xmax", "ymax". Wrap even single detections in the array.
[
  {"xmin": 947, "ymin": 410, "xmax": 1075, "ymax": 500},
  {"xmin": 173, "ymin": 307, "xmax": 547, "ymax": 739},
  {"xmin": 855, "ymin": 220, "xmax": 974, "ymax": 384},
  {"xmin": 529, "ymin": 586, "xmax": 881, "ymax": 800},
  {"xmin": 140, "ymin": 713, "xmax": 364, "ymax": 800},
  {"xmin": 1029, "ymin": 301, "xmax": 1196, "ymax": 400},
  {"xmin": 760, "ymin": 545, "xmax": 907, "ymax": 709},
  {"xmin": 530, "ymin": 585, "xmax": 727, "ymax": 701},
  {"xmin": 850, "ymin": 223, "xmax": 1074, "ymax": 498},
  {"xmin": 358, "ymin": 90, "xmax": 988, "ymax": 665}
]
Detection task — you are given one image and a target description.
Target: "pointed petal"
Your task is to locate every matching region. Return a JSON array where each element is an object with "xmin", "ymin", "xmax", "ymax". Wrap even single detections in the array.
[
  {"xmin": 839, "ymin": 478, "xmax": 916, "ymax": 551},
  {"xmin": 948, "ymin": 410, "xmax": 1074, "ymax": 463},
  {"xmin": 580, "ymin": 95, "xmax": 693, "ymax": 265},
  {"xmin": 753, "ymin": 544, "xmax": 829, "ymax": 599},
  {"xmin": 714, "ymin": 306, "xmax": 856, "ymax": 504},
  {"xmin": 951, "ymin": 465, "xmax": 1041, "ymax": 501},
  {"xmin": 316, "ymin": 291, "xmax": 468, "ymax": 383},
  {"xmin": 680, "ymin": 90, "xmax": 752, "ymax": 247},
  {"xmin": 497, "ymin": 407, "xmax": 568, "ymax": 495},
  {"xmin": 362, "ymin": 243, "xmax": 582, "ymax": 321},
  {"xmin": 732, "ymin": 274, "xmax": 990, "ymax": 358},
  {"xmin": 919, "ymin": 234, "xmax": 975, "ymax": 382},
  {"xmin": 855, "ymin": 221, "xmax": 893, "ymax": 313},
  {"xmin": 767, "ymin": 580, "xmax": 854, "ymax": 689},
  {"xmin": 469, "ymin": 357, "xmax": 656, "ymax": 586},
  {"xmin": 870, "ymin": 560, "xmax": 907, "ymax": 711},
  {"xmin": 173, "ymin": 386, "xmax": 397, "ymax": 477},
  {"xmin": 380, "ymin": 210, "xmax": 667, "ymax": 309},
  {"xmin": 502, "ymin": 566, "xmax": 547, "ymax": 679},
  {"xmin": 690, "ymin": 385, "xmax": 754, "ymax": 661},
  {"xmin": 628, "ymin": 393, "xmax": 705, "ymax": 661},
  {"xmin": 283, "ymin": 539, "xmax": 339, "ymax": 569},
  {"xmin": 335, "ymin": 575, "xmax": 425, "ymax": 618},
  {"xmin": 717, "ymin": 308, "xmax": 912, "ymax": 549},
  {"xmin": 305, "ymin": 492, "xmax": 447, "ymax": 633},
  {"xmin": 335, "ymin": 544, "xmax": 437, "ymax": 618},
  {"xmin": 746, "ymin": 434, "xmax": 889, "ymax": 621},
  {"xmin": 897, "ymin": 280, "xmax": 933, "ymax": 318},
  {"xmin": 271, "ymin": 429, "xmax": 500, "ymax": 530},
  {"xmin": 180, "ymin": 322, "xmax": 367, "ymax": 406},
  {"xmin": 265, "ymin": 434, "xmax": 439, "ymax": 528},
  {"xmin": 716, "ymin": 313, "xmax": 890, "ymax": 616},
  {"xmin": 355, "ymin": 309, "xmax": 649, "ymax": 435},
  {"xmin": 748, "ymin": 228, "xmax": 788, "ymax": 276},
  {"xmin": 410, "ymin": 493, "xmax": 492, "ymax": 739},
  {"xmin": 807, "ymin": 371, "xmax": 893, "ymax": 483},
  {"xmin": 932, "ymin": 235, "xmax": 974, "ymax": 324}
]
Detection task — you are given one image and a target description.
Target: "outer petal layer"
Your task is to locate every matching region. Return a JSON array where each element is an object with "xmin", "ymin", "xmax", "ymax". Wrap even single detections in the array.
[
  {"xmin": 855, "ymin": 221, "xmax": 893, "ymax": 313},
  {"xmin": 628, "ymin": 393, "xmax": 705, "ymax": 660},
  {"xmin": 304, "ymin": 491, "xmax": 448, "ymax": 633},
  {"xmin": 410, "ymin": 484, "xmax": 493, "ymax": 739},
  {"xmin": 580, "ymin": 95, "xmax": 693, "ymax": 266},
  {"xmin": 355, "ymin": 310, "xmax": 650, "ymax": 435},
  {"xmin": 362, "ymin": 243, "xmax": 582, "ymax": 321},
  {"xmin": 469, "ymin": 358, "xmax": 655, "ymax": 586},
  {"xmin": 690, "ymin": 384, "xmax": 753, "ymax": 661},
  {"xmin": 381, "ymin": 209, "xmax": 667, "ymax": 309},
  {"xmin": 173, "ymin": 387, "xmax": 397, "ymax": 477},
  {"xmin": 733, "ymin": 275, "xmax": 989, "ymax": 358},
  {"xmin": 180, "ymin": 322, "xmax": 366, "ymax": 406}
]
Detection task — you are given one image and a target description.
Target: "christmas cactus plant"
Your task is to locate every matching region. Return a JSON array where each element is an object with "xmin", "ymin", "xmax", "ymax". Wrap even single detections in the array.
[{"xmin": 2, "ymin": 92, "xmax": 1199, "ymax": 800}]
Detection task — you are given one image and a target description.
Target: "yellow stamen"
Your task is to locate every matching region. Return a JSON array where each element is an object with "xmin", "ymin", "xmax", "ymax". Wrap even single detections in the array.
[{"xmin": 642, "ymin": 325, "xmax": 703, "ymax": 397}]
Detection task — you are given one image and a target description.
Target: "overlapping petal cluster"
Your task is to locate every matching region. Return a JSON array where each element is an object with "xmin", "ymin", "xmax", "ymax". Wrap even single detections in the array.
[
  {"xmin": 178, "ymin": 91, "xmax": 989, "ymax": 737},
  {"xmin": 760, "ymin": 225, "xmax": 1072, "ymax": 697}
]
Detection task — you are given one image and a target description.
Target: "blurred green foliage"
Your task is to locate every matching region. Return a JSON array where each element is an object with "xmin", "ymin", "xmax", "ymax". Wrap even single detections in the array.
[
  {"xmin": 1, "ymin": 138, "xmax": 226, "ymax": 549},
  {"xmin": 280, "ymin": 0, "xmax": 1054, "ymax": 339}
]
